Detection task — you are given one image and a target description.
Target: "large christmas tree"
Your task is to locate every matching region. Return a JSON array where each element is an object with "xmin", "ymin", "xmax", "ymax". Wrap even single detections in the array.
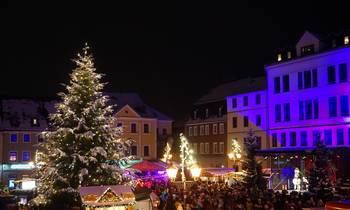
[
  {"xmin": 241, "ymin": 129, "xmax": 267, "ymax": 190},
  {"xmin": 308, "ymin": 139, "xmax": 334, "ymax": 199},
  {"xmin": 33, "ymin": 44, "xmax": 131, "ymax": 207}
]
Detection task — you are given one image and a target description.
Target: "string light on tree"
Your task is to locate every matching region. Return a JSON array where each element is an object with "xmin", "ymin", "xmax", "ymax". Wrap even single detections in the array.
[
  {"xmin": 179, "ymin": 133, "xmax": 197, "ymax": 190},
  {"xmin": 160, "ymin": 142, "xmax": 172, "ymax": 163}
]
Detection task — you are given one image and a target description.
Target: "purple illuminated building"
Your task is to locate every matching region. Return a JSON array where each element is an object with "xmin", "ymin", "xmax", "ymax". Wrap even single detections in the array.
[{"xmin": 225, "ymin": 30, "xmax": 350, "ymax": 189}]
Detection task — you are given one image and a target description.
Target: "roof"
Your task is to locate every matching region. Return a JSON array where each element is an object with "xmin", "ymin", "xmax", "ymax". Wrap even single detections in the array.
[
  {"xmin": 107, "ymin": 92, "xmax": 172, "ymax": 121},
  {"xmin": 195, "ymin": 77, "xmax": 266, "ymax": 105},
  {"xmin": 0, "ymin": 99, "xmax": 56, "ymax": 131},
  {"xmin": 256, "ymin": 146, "xmax": 350, "ymax": 154}
]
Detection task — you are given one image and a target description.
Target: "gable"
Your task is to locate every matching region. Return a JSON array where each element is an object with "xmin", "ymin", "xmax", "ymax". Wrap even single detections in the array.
[
  {"xmin": 115, "ymin": 105, "xmax": 141, "ymax": 118},
  {"xmin": 97, "ymin": 188, "xmax": 122, "ymax": 203},
  {"xmin": 296, "ymin": 31, "xmax": 320, "ymax": 56}
]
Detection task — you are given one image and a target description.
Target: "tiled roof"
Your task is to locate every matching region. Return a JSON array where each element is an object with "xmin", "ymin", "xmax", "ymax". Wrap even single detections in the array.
[
  {"xmin": 195, "ymin": 77, "xmax": 266, "ymax": 105},
  {"xmin": 107, "ymin": 92, "xmax": 172, "ymax": 121}
]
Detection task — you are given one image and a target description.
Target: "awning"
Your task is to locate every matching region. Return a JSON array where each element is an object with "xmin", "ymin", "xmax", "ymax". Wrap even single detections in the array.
[{"xmin": 130, "ymin": 160, "xmax": 166, "ymax": 172}]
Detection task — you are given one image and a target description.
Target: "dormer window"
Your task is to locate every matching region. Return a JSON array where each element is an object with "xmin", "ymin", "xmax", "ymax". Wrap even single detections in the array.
[
  {"xmin": 332, "ymin": 39, "xmax": 337, "ymax": 48},
  {"xmin": 301, "ymin": 45, "xmax": 315, "ymax": 56},
  {"xmin": 277, "ymin": 53, "xmax": 282, "ymax": 62},
  {"xmin": 218, "ymin": 107, "xmax": 222, "ymax": 117},
  {"xmin": 287, "ymin": 51, "xmax": 292, "ymax": 59},
  {"xmin": 193, "ymin": 110, "xmax": 197, "ymax": 120},
  {"xmin": 345, "ymin": 36, "xmax": 349, "ymax": 45},
  {"xmin": 31, "ymin": 118, "xmax": 39, "ymax": 127},
  {"xmin": 205, "ymin": 108, "xmax": 209, "ymax": 118}
]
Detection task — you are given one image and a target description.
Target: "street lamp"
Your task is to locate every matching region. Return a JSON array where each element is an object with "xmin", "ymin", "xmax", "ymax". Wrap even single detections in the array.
[
  {"xmin": 190, "ymin": 165, "xmax": 201, "ymax": 181},
  {"xmin": 166, "ymin": 165, "xmax": 178, "ymax": 181}
]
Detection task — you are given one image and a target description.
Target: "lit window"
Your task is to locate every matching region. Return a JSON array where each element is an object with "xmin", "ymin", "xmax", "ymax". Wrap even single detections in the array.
[
  {"xmin": 277, "ymin": 53, "xmax": 282, "ymax": 61},
  {"xmin": 31, "ymin": 118, "xmax": 39, "ymax": 126},
  {"xmin": 23, "ymin": 134, "xmax": 30, "ymax": 142},
  {"xmin": 9, "ymin": 151, "xmax": 17, "ymax": 162},
  {"xmin": 23, "ymin": 151, "xmax": 30, "ymax": 161},
  {"xmin": 10, "ymin": 134, "xmax": 17, "ymax": 143},
  {"xmin": 345, "ymin": 36, "xmax": 349, "ymax": 45},
  {"xmin": 287, "ymin": 51, "xmax": 292, "ymax": 59}
]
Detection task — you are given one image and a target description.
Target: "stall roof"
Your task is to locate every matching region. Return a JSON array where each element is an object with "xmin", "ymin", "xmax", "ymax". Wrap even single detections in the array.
[{"xmin": 130, "ymin": 160, "xmax": 166, "ymax": 172}]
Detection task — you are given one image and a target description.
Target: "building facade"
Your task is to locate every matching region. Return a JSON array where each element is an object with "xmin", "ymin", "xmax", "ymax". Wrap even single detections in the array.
[
  {"xmin": 226, "ymin": 77, "xmax": 267, "ymax": 170},
  {"xmin": 0, "ymin": 93, "xmax": 172, "ymax": 187},
  {"xmin": 263, "ymin": 31, "xmax": 350, "ymax": 185}
]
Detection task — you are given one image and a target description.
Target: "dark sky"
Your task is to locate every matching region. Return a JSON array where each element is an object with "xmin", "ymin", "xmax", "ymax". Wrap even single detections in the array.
[{"xmin": 3, "ymin": 4, "xmax": 350, "ymax": 122}]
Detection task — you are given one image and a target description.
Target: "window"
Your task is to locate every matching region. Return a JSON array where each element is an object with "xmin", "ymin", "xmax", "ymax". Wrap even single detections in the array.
[
  {"xmin": 256, "ymin": 115, "xmax": 261, "ymax": 126},
  {"xmin": 243, "ymin": 116, "xmax": 249, "ymax": 127},
  {"xmin": 23, "ymin": 134, "xmax": 30, "ymax": 143},
  {"xmin": 213, "ymin": 142, "xmax": 218, "ymax": 154},
  {"xmin": 272, "ymin": 134, "xmax": 277, "ymax": 147},
  {"xmin": 337, "ymin": 129, "xmax": 344, "ymax": 145},
  {"xmin": 31, "ymin": 118, "xmax": 39, "ymax": 126},
  {"xmin": 274, "ymin": 77, "xmax": 281, "ymax": 93},
  {"xmin": 299, "ymin": 101, "xmax": 304, "ymax": 120},
  {"xmin": 341, "ymin": 95, "xmax": 349, "ymax": 116},
  {"xmin": 301, "ymin": 131, "xmax": 307, "ymax": 146},
  {"xmin": 205, "ymin": 108, "xmax": 209, "ymax": 118},
  {"xmin": 131, "ymin": 146, "xmax": 137, "ymax": 156},
  {"xmin": 301, "ymin": 45, "xmax": 314, "ymax": 56},
  {"xmin": 205, "ymin": 124, "xmax": 209, "ymax": 135},
  {"xmin": 143, "ymin": 124, "xmax": 150, "ymax": 133},
  {"xmin": 199, "ymin": 143, "xmax": 204, "ymax": 154},
  {"xmin": 256, "ymin": 137, "xmax": 262, "ymax": 149},
  {"xmin": 189, "ymin": 127, "xmax": 193, "ymax": 136},
  {"xmin": 313, "ymin": 130, "xmax": 320, "ymax": 146},
  {"xmin": 305, "ymin": 100, "xmax": 312, "ymax": 120},
  {"xmin": 219, "ymin": 123, "xmax": 224, "ymax": 134},
  {"xmin": 117, "ymin": 122, "xmax": 123, "ymax": 128},
  {"xmin": 290, "ymin": 132, "xmax": 296, "ymax": 146},
  {"xmin": 232, "ymin": 98, "xmax": 237, "ymax": 108},
  {"xmin": 287, "ymin": 51, "xmax": 292, "ymax": 59},
  {"xmin": 131, "ymin": 123, "xmax": 137, "ymax": 133},
  {"xmin": 193, "ymin": 110, "xmax": 197, "ymax": 120},
  {"xmin": 193, "ymin": 143, "xmax": 198, "ymax": 153},
  {"xmin": 143, "ymin": 146, "xmax": 149, "ymax": 157},
  {"xmin": 232, "ymin": 117, "xmax": 237, "ymax": 128},
  {"xmin": 328, "ymin": 66, "xmax": 336, "ymax": 84},
  {"xmin": 283, "ymin": 75, "xmax": 290, "ymax": 92},
  {"xmin": 9, "ymin": 152, "xmax": 17, "ymax": 162},
  {"xmin": 283, "ymin": 103, "xmax": 290, "ymax": 122},
  {"xmin": 199, "ymin": 125, "xmax": 205, "ymax": 136},
  {"xmin": 298, "ymin": 72, "xmax": 303, "ymax": 90},
  {"xmin": 345, "ymin": 36, "xmax": 349, "ymax": 45},
  {"xmin": 339, "ymin": 63, "xmax": 348, "ymax": 83},
  {"xmin": 10, "ymin": 134, "xmax": 17, "ymax": 143},
  {"xmin": 304, "ymin": 70, "xmax": 311, "ymax": 88},
  {"xmin": 256, "ymin": 94, "xmax": 261, "ymax": 104},
  {"xmin": 213, "ymin": 124, "xmax": 218, "ymax": 134},
  {"xmin": 281, "ymin": 132, "xmax": 286, "ymax": 147},
  {"xmin": 325, "ymin": 130, "xmax": 332, "ymax": 146},
  {"xmin": 162, "ymin": 128, "xmax": 167, "ymax": 135},
  {"xmin": 243, "ymin": 96, "xmax": 248, "ymax": 106},
  {"xmin": 193, "ymin": 126, "xmax": 198, "ymax": 136},
  {"xmin": 219, "ymin": 142, "xmax": 224, "ymax": 154},
  {"xmin": 218, "ymin": 107, "xmax": 222, "ymax": 117},
  {"xmin": 329, "ymin": 97, "xmax": 337, "ymax": 117},
  {"xmin": 277, "ymin": 53, "xmax": 282, "ymax": 61},
  {"xmin": 312, "ymin": 69, "xmax": 318, "ymax": 87},
  {"xmin": 275, "ymin": 104, "xmax": 281, "ymax": 122},
  {"xmin": 313, "ymin": 99, "xmax": 319, "ymax": 119},
  {"xmin": 23, "ymin": 151, "xmax": 30, "ymax": 161},
  {"xmin": 204, "ymin": 143, "xmax": 210, "ymax": 154}
]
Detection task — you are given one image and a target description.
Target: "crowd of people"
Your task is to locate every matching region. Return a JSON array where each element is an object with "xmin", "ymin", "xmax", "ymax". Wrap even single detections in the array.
[{"xmin": 151, "ymin": 181, "xmax": 349, "ymax": 210}]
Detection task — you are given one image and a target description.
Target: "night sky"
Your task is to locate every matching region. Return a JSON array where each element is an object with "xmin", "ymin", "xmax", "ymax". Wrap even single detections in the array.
[{"xmin": 3, "ymin": 4, "xmax": 350, "ymax": 122}]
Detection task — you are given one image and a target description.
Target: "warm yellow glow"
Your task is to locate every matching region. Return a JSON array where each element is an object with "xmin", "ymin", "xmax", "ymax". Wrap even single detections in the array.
[
  {"xmin": 277, "ymin": 53, "xmax": 282, "ymax": 61},
  {"xmin": 236, "ymin": 153, "xmax": 242, "ymax": 159},
  {"xmin": 228, "ymin": 153, "xmax": 234, "ymax": 159},
  {"xmin": 190, "ymin": 165, "xmax": 201, "ymax": 178},
  {"xmin": 345, "ymin": 36, "xmax": 349, "ymax": 45},
  {"xmin": 166, "ymin": 165, "xmax": 178, "ymax": 180}
]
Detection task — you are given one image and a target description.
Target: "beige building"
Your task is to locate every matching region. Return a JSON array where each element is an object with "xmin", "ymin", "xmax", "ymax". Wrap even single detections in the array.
[{"xmin": 0, "ymin": 94, "xmax": 172, "ymax": 187}]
